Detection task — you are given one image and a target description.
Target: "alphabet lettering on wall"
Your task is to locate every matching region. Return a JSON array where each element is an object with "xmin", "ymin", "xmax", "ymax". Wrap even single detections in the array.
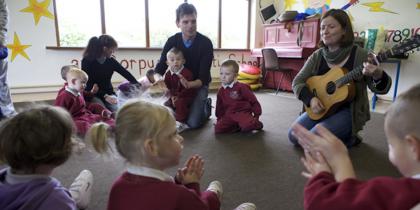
[{"xmin": 71, "ymin": 52, "xmax": 259, "ymax": 76}]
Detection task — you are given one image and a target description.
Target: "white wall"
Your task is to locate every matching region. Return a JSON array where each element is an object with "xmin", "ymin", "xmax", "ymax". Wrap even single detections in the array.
[
  {"xmin": 343, "ymin": 0, "xmax": 420, "ymax": 99},
  {"xmin": 5, "ymin": 0, "xmax": 257, "ymax": 94}
]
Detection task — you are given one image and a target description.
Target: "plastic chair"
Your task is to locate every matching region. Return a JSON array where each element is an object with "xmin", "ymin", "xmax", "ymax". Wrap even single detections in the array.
[{"xmin": 261, "ymin": 48, "xmax": 294, "ymax": 94}]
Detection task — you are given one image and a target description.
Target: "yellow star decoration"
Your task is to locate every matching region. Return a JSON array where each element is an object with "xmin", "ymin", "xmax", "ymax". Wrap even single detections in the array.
[
  {"xmin": 361, "ymin": 2, "xmax": 398, "ymax": 14},
  {"xmin": 417, "ymin": 3, "xmax": 420, "ymax": 9},
  {"xmin": 20, "ymin": 0, "xmax": 54, "ymax": 25},
  {"xmin": 284, "ymin": 0, "xmax": 298, "ymax": 10},
  {"xmin": 6, "ymin": 33, "xmax": 31, "ymax": 62}
]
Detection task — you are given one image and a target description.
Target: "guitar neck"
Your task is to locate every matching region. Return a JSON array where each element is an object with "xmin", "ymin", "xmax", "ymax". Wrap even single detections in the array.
[
  {"xmin": 335, "ymin": 65, "xmax": 364, "ymax": 87},
  {"xmin": 336, "ymin": 52, "xmax": 385, "ymax": 87},
  {"xmin": 336, "ymin": 34, "xmax": 420, "ymax": 87}
]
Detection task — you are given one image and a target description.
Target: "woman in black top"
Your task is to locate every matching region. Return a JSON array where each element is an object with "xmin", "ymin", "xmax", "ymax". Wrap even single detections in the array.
[{"xmin": 82, "ymin": 35, "xmax": 139, "ymax": 112}]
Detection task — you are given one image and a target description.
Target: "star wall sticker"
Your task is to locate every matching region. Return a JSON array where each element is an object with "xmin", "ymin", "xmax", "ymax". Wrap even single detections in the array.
[
  {"xmin": 361, "ymin": 2, "xmax": 398, "ymax": 14},
  {"xmin": 6, "ymin": 32, "xmax": 31, "ymax": 62},
  {"xmin": 20, "ymin": 0, "xmax": 54, "ymax": 25}
]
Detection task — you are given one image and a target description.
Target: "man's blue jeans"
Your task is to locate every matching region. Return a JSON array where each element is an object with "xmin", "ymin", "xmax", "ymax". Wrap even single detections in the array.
[{"xmin": 187, "ymin": 85, "xmax": 210, "ymax": 129}]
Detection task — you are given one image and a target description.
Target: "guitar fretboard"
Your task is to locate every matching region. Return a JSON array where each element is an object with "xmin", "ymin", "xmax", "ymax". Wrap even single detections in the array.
[{"xmin": 335, "ymin": 65, "xmax": 364, "ymax": 87}]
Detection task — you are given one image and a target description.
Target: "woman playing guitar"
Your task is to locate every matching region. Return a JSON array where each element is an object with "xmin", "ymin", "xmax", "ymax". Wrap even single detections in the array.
[{"xmin": 288, "ymin": 9, "xmax": 392, "ymax": 147}]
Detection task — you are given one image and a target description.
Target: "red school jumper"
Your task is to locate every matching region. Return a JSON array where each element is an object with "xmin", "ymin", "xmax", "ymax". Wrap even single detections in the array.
[
  {"xmin": 215, "ymin": 82, "xmax": 263, "ymax": 133},
  {"xmin": 54, "ymin": 87, "xmax": 114, "ymax": 135},
  {"xmin": 108, "ymin": 172, "xmax": 220, "ymax": 210},
  {"xmin": 164, "ymin": 67, "xmax": 197, "ymax": 123},
  {"xmin": 304, "ymin": 171, "xmax": 420, "ymax": 210}
]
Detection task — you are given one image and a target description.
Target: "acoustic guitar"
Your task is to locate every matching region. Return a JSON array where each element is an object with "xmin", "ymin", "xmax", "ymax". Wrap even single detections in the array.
[{"xmin": 305, "ymin": 34, "xmax": 420, "ymax": 120}]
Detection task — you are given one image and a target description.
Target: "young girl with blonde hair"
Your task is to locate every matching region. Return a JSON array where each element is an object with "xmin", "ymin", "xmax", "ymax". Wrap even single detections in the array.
[{"xmin": 87, "ymin": 100, "xmax": 256, "ymax": 210}]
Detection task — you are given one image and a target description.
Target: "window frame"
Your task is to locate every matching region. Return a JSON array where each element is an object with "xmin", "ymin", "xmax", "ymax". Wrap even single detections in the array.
[{"xmin": 51, "ymin": 0, "xmax": 251, "ymax": 50}]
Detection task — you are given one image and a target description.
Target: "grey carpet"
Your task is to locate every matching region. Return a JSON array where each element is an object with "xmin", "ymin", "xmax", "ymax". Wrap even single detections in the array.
[{"xmin": 9, "ymin": 92, "xmax": 400, "ymax": 210}]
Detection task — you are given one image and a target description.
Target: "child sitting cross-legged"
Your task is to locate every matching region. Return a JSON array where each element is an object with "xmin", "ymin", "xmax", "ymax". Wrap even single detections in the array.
[
  {"xmin": 0, "ymin": 105, "xmax": 93, "ymax": 209},
  {"xmin": 215, "ymin": 60, "xmax": 263, "ymax": 133},
  {"xmin": 86, "ymin": 100, "xmax": 256, "ymax": 210},
  {"xmin": 54, "ymin": 68, "xmax": 114, "ymax": 136},
  {"xmin": 291, "ymin": 83, "xmax": 420, "ymax": 210}
]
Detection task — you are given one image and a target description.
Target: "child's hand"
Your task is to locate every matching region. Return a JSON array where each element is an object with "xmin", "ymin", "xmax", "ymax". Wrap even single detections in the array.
[
  {"xmin": 101, "ymin": 110, "xmax": 113, "ymax": 119},
  {"xmin": 176, "ymin": 155, "xmax": 204, "ymax": 184},
  {"xmin": 291, "ymin": 123, "xmax": 356, "ymax": 181},
  {"xmin": 178, "ymin": 75, "xmax": 190, "ymax": 89},
  {"xmin": 91, "ymin": 84, "xmax": 99, "ymax": 94},
  {"xmin": 301, "ymin": 150, "xmax": 331, "ymax": 179},
  {"xmin": 154, "ymin": 80, "xmax": 165, "ymax": 87},
  {"xmin": 105, "ymin": 94, "xmax": 118, "ymax": 104},
  {"xmin": 171, "ymin": 96, "xmax": 178, "ymax": 106}
]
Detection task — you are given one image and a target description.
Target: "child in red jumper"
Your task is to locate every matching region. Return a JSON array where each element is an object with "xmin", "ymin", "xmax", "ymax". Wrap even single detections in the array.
[
  {"xmin": 163, "ymin": 47, "xmax": 197, "ymax": 132},
  {"xmin": 60, "ymin": 65, "xmax": 110, "ymax": 116},
  {"xmin": 87, "ymin": 100, "xmax": 256, "ymax": 210},
  {"xmin": 291, "ymin": 83, "xmax": 420, "ymax": 210},
  {"xmin": 54, "ymin": 68, "xmax": 114, "ymax": 135},
  {"xmin": 215, "ymin": 60, "xmax": 263, "ymax": 133}
]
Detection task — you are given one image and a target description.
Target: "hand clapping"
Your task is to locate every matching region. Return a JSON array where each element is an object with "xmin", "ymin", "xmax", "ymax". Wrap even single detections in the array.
[
  {"xmin": 291, "ymin": 123, "xmax": 356, "ymax": 182},
  {"xmin": 176, "ymin": 155, "xmax": 204, "ymax": 184}
]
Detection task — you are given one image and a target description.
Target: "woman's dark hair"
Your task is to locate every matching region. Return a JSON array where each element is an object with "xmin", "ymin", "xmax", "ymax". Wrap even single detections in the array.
[
  {"xmin": 318, "ymin": 9, "xmax": 354, "ymax": 48},
  {"xmin": 0, "ymin": 105, "xmax": 75, "ymax": 173},
  {"xmin": 176, "ymin": 3, "xmax": 197, "ymax": 23},
  {"xmin": 83, "ymin": 34, "xmax": 118, "ymax": 60}
]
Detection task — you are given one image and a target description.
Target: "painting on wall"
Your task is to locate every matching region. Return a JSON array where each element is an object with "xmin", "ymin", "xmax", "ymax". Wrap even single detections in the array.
[
  {"xmin": 361, "ymin": 2, "xmax": 398, "ymax": 14},
  {"xmin": 302, "ymin": 0, "xmax": 332, "ymax": 15},
  {"xmin": 291, "ymin": 0, "xmax": 402, "ymax": 15}
]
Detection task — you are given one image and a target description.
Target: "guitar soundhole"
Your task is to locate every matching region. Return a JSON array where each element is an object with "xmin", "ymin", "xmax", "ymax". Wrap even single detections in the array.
[{"xmin": 326, "ymin": 82, "xmax": 336, "ymax": 95}]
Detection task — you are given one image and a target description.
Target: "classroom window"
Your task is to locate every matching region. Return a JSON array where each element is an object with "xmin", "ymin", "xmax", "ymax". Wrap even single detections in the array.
[
  {"xmin": 148, "ymin": 0, "xmax": 183, "ymax": 47},
  {"xmin": 188, "ymin": 0, "xmax": 219, "ymax": 47},
  {"xmin": 53, "ymin": 0, "xmax": 250, "ymax": 49},
  {"xmin": 104, "ymin": 0, "xmax": 146, "ymax": 47},
  {"xmin": 55, "ymin": 0, "xmax": 101, "ymax": 47},
  {"xmin": 221, "ymin": 0, "xmax": 248, "ymax": 48}
]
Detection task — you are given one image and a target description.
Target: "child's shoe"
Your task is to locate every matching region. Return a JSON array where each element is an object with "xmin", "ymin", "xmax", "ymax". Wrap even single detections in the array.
[
  {"xmin": 69, "ymin": 170, "xmax": 93, "ymax": 209},
  {"xmin": 234, "ymin": 202, "xmax": 257, "ymax": 210},
  {"xmin": 206, "ymin": 180, "xmax": 223, "ymax": 200},
  {"xmin": 176, "ymin": 121, "xmax": 190, "ymax": 133}
]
